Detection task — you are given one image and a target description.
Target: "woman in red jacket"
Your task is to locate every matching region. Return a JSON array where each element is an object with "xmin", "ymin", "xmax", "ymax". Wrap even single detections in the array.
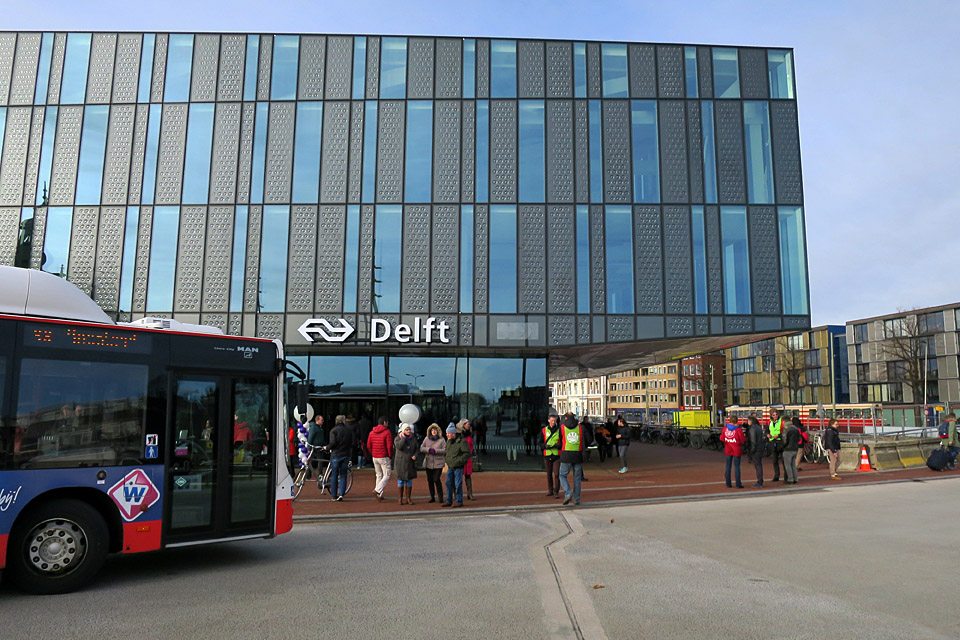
[{"xmin": 722, "ymin": 414, "xmax": 746, "ymax": 489}]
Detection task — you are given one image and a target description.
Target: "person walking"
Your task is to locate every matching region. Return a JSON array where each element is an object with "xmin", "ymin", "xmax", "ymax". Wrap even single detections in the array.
[
  {"xmin": 747, "ymin": 415, "xmax": 765, "ymax": 488},
  {"xmin": 327, "ymin": 415, "xmax": 354, "ymax": 501},
  {"xmin": 594, "ymin": 422, "xmax": 611, "ymax": 463},
  {"xmin": 419, "ymin": 423, "xmax": 447, "ymax": 503},
  {"xmin": 307, "ymin": 414, "xmax": 327, "ymax": 482},
  {"xmin": 796, "ymin": 420, "xmax": 809, "ymax": 471},
  {"xmin": 824, "ymin": 417, "xmax": 843, "ymax": 479},
  {"xmin": 558, "ymin": 412, "xmax": 592, "ymax": 506},
  {"xmin": 442, "ymin": 424, "xmax": 471, "ymax": 507},
  {"xmin": 344, "ymin": 414, "xmax": 361, "ymax": 468},
  {"xmin": 767, "ymin": 408, "xmax": 786, "ymax": 482},
  {"xmin": 941, "ymin": 412, "xmax": 959, "ymax": 470},
  {"xmin": 473, "ymin": 414, "xmax": 488, "ymax": 455},
  {"xmin": 782, "ymin": 417, "xmax": 801, "ymax": 485},
  {"xmin": 367, "ymin": 416, "xmax": 395, "ymax": 502},
  {"xmin": 722, "ymin": 414, "xmax": 745, "ymax": 489},
  {"xmin": 615, "ymin": 415, "xmax": 631, "ymax": 473},
  {"xmin": 540, "ymin": 413, "xmax": 562, "ymax": 498},
  {"xmin": 393, "ymin": 423, "xmax": 419, "ymax": 505},
  {"xmin": 460, "ymin": 418, "xmax": 476, "ymax": 500}
]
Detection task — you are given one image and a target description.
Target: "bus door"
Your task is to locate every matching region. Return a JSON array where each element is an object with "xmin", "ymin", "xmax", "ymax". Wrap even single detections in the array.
[{"xmin": 165, "ymin": 373, "xmax": 274, "ymax": 544}]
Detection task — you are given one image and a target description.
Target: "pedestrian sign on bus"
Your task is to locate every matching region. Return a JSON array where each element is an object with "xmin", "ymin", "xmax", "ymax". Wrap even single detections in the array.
[{"xmin": 145, "ymin": 445, "xmax": 158, "ymax": 459}]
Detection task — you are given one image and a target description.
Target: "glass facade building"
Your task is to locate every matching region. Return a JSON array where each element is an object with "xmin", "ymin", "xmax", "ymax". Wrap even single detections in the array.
[{"xmin": 0, "ymin": 32, "xmax": 809, "ymax": 438}]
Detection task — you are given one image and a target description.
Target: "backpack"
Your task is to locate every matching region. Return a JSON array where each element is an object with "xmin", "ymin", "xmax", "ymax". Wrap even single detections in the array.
[{"xmin": 938, "ymin": 422, "xmax": 950, "ymax": 438}]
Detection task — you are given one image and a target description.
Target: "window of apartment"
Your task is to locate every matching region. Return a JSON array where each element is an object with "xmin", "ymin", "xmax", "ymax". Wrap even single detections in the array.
[
  {"xmin": 668, "ymin": 379, "xmax": 677, "ymax": 388},
  {"xmin": 804, "ymin": 350, "xmax": 820, "ymax": 368},
  {"xmin": 853, "ymin": 323, "xmax": 869, "ymax": 343},
  {"xmin": 761, "ymin": 355, "xmax": 775, "ymax": 372},
  {"xmin": 884, "ymin": 318, "xmax": 907, "ymax": 338},
  {"xmin": 806, "ymin": 368, "xmax": 822, "ymax": 385},
  {"xmin": 886, "ymin": 360, "xmax": 907, "ymax": 382},
  {"xmin": 684, "ymin": 46, "xmax": 698, "ymax": 98},
  {"xmin": 712, "ymin": 47, "xmax": 739, "ymax": 98},
  {"xmin": 667, "ymin": 365, "xmax": 676, "ymax": 374},
  {"xmin": 732, "ymin": 374, "xmax": 744, "ymax": 390},
  {"xmin": 732, "ymin": 358, "xmax": 756, "ymax": 374},
  {"xmin": 749, "ymin": 389, "xmax": 763, "ymax": 405},
  {"xmin": 768, "ymin": 49, "xmax": 795, "ymax": 99},
  {"xmin": 856, "ymin": 363, "xmax": 870, "ymax": 382},
  {"xmin": 918, "ymin": 311, "xmax": 944, "ymax": 334},
  {"xmin": 750, "ymin": 339, "xmax": 774, "ymax": 356},
  {"xmin": 743, "ymin": 101, "xmax": 774, "ymax": 204},
  {"xmin": 787, "ymin": 334, "xmax": 804, "ymax": 350},
  {"xmin": 854, "ymin": 344, "xmax": 863, "ymax": 363}
]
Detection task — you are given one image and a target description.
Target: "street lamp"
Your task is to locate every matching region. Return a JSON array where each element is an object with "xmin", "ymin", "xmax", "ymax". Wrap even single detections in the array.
[{"xmin": 406, "ymin": 373, "xmax": 425, "ymax": 388}]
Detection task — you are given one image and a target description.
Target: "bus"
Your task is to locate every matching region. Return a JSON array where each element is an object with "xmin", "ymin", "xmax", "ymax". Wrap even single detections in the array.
[{"xmin": 0, "ymin": 267, "xmax": 299, "ymax": 594}]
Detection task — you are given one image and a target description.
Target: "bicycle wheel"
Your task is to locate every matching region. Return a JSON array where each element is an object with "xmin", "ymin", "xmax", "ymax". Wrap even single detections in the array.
[
  {"xmin": 801, "ymin": 443, "xmax": 815, "ymax": 464},
  {"xmin": 317, "ymin": 462, "xmax": 330, "ymax": 495},
  {"xmin": 649, "ymin": 430, "xmax": 661, "ymax": 445},
  {"xmin": 661, "ymin": 431, "xmax": 675, "ymax": 447},
  {"xmin": 677, "ymin": 430, "xmax": 690, "ymax": 448},
  {"xmin": 690, "ymin": 434, "xmax": 704, "ymax": 449},
  {"xmin": 343, "ymin": 467, "xmax": 354, "ymax": 495},
  {"xmin": 292, "ymin": 466, "xmax": 308, "ymax": 500}
]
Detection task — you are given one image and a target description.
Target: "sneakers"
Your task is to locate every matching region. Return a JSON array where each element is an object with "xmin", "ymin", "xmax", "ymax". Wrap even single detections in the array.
[
  {"xmin": 562, "ymin": 495, "xmax": 572, "ymax": 505},
  {"xmin": 618, "ymin": 467, "xmax": 628, "ymax": 474},
  {"xmin": 830, "ymin": 475, "xmax": 842, "ymax": 480},
  {"xmin": 336, "ymin": 495, "xmax": 344, "ymax": 501},
  {"xmin": 441, "ymin": 502, "xmax": 452, "ymax": 508},
  {"xmin": 753, "ymin": 483, "xmax": 763, "ymax": 488}
]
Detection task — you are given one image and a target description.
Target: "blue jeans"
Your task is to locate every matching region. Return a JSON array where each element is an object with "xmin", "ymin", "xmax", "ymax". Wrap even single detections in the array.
[
  {"xmin": 329, "ymin": 456, "xmax": 349, "ymax": 498},
  {"xmin": 725, "ymin": 455, "xmax": 742, "ymax": 487},
  {"xmin": 948, "ymin": 446, "xmax": 959, "ymax": 469},
  {"xmin": 558, "ymin": 462, "xmax": 582, "ymax": 502},
  {"xmin": 445, "ymin": 468, "xmax": 464, "ymax": 505}
]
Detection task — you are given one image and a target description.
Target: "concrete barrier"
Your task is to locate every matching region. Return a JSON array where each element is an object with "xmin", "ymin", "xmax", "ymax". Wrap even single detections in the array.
[
  {"xmin": 870, "ymin": 442, "xmax": 903, "ymax": 470},
  {"xmin": 919, "ymin": 437, "xmax": 942, "ymax": 461},
  {"xmin": 896, "ymin": 441, "xmax": 925, "ymax": 468},
  {"xmin": 838, "ymin": 442, "xmax": 864, "ymax": 472}
]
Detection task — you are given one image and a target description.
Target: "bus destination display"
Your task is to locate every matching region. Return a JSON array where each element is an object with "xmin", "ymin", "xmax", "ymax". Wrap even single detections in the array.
[{"xmin": 26, "ymin": 324, "xmax": 152, "ymax": 354}]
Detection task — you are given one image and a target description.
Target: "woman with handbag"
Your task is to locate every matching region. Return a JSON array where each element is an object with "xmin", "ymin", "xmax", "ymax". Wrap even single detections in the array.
[
  {"xmin": 419, "ymin": 423, "xmax": 447, "ymax": 503},
  {"xmin": 394, "ymin": 423, "xmax": 419, "ymax": 505},
  {"xmin": 459, "ymin": 419, "xmax": 476, "ymax": 500}
]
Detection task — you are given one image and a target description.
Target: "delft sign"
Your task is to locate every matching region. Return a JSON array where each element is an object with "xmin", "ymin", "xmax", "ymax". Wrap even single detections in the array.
[{"xmin": 298, "ymin": 317, "xmax": 452, "ymax": 344}]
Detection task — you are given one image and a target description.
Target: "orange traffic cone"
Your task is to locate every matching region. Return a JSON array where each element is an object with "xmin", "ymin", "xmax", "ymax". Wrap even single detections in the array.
[{"xmin": 857, "ymin": 446, "xmax": 872, "ymax": 471}]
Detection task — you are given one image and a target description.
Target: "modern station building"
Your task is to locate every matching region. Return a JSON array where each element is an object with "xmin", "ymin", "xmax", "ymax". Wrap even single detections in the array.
[{"xmin": 0, "ymin": 31, "xmax": 810, "ymax": 439}]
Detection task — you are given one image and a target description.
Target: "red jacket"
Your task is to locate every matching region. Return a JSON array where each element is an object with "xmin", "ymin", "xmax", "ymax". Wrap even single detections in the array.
[
  {"xmin": 722, "ymin": 424, "xmax": 745, "ymax": 457},
  {"xmin": 367, "ymin": 424, "xmax": 395, "ymax": 459}
]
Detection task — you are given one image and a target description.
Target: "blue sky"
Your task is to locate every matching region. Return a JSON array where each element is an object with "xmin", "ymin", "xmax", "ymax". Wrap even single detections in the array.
[{"xmin": 9, "ymin": 0, "xmax": 959, "ymax": 326}]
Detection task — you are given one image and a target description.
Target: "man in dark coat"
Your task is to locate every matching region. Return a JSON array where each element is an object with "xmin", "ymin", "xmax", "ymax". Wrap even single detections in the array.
[
  {"xmin": 442, "ymin": 425, "xmax": 471, "ymax": 507},
  {"xmin": 747, "ymin": 416, "xmax": 765, "ymax": 488},
  {"xmin": 326, "ymin": 416, "xmax": 355, "ymax": 501}
]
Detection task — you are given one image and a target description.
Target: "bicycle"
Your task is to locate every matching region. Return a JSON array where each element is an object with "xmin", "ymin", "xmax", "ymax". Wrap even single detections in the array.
[
  {"xmin": 660, "ymin": 426, "xmax": 676, "ymax": 447},
  {"xmin": 802, "ymin": 431, "xmax": 829, "ymax": 464},
  {"xmin": 293, "ymin": 445, "xmax": 354, "ymax": 500}
]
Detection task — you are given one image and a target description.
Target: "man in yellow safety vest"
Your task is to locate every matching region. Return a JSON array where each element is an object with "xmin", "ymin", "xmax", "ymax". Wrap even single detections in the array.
[
  {"xmin": 558, "ymin": 412, "xmax": 593, "ymax": 505},
  {"xmin": 541, "ymin": 413, "xmax": 562, "ymax": 498}
]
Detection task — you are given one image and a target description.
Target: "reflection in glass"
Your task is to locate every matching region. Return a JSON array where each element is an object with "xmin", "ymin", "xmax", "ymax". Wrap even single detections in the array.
[
  {"xmin": 720, "ymin": 206, "xmax": 751, "ymax": 314},
  {"xmin": 460, "ymin": 205, "xmax": 474, "ymax": 312},
  {"xmin": 292, "ymin": 102, "xmax": 323, "ymax": 202},
  {"xmin": 259, "ymin": 206, "xmax": 289, "ymax": 312},
  {"xmin": 361, "ymin": 101, "xmax": 377, "ymax": 203},
  {"xmin": 141, "ymin": 104, "xmax": 162, "ymax": 204},
  {"xmin": 34, "ymin": 107, "xmax": 54, "ymax": 205},
  {"xmin": 60, "ymin": 33, "xmax": 91, "ymax": 104},
  {"xmin": 344, "ymin": 205, "xmax": 360, "ymax": 312},
  {"xmin": 271, "ymin": 35, "xmax": 299, "ymax": 100},
  {"xmin": 574, "ymin": 43, "xmax": 586, "ymax": 98},
  {"xmin": 601, "ymin": 44, "xmax": 628, "ymax": 98},
  {"xmin": 251, "ymin": 102, "xmax": 268, "ymax": 203},
  {"xmin": 118, "ymin": 206, "xmax": 140, "ymax": 313},
  {"xmin": 691, "ymin": 206, "xmax": 707, "ymax": 314},
  {"xmin": 230, "ymin": 206, "xmax": 248, "ymax": 312},
  {"xmin": 182, "ymin": 103, "xmax": 215, "ymax": 204},
  {"xmin": 490, "ymin": 40, "xmax": 516, "ymax": 98},
  {"xmin": 684, "ymin": 46, "xmax": 698, "ymax": 98},
  {"xmin": 306, "ymin": 355, "xmax": 385, "ymax": 391},
  {"xmin": 138, "ymin": 34, "xmax": 155, "ymax": 103},
  {"xmin": 779, "ymin": 206, "xmax": 808, "ymax": 315},
  {"xmin": 244, "ymin": 35, "xmax": 259, "ymax": 101},
  {"xmin": 75, "ymin": 106, "xmax": 109, "ymax": 205},
  {"xmin": 489, "ymin": 205, "xmax": 517, "ymax": 313},
  {"xmin": 374, "ymin": 205, "xmax": 402, "ymax": 313},
  {"xmin": 768, "ymin": 50, "xmax": 794, "ymax": 99},
  {"xmin": 146, "ymin": 206, "xmax": 179, "ymax": 310},
  {"xmin": 164, "ymin": 34, "xmax": 194, "ymax": 102},
  {"xmin": 404, "ymin": 101, "xmax": 433, "ymax": 202},
  {"xmin": 605, "ymin": 206, "xmax": 634, "ymax": 314},
  {"xmin": 743, "ymin": 101, "xmax": 774, "ymax": 204},
  {"xmin": 463, "ymin": 39, "xmax": 475, "ymax": 98},
  {"xmin": 380, "ymin": 37, "xmax": 407, "ymax": 99},
  {"xmin": 630, "ymin": 101, "xmax": 658, "ymax": 203},
  {"xmin": 352, "ymin": 37, "xmax": 366, "ymax": 100},
  {"xmin": 518, "ymin": 101, "xmax": 545, "ymax": 202},
  {"xmin": 576, "ymin": 206, "xmax": 589, "ymax": 313},
  {"xmin": 701, "ymin": 100, "xmax": 718, "ymax": 204},
  {"xmin": 588, "ymin": 100, "xmax": 602, "ymax": 202},
  {"xmin": 476, "ymin": 101, "xmax": 489, "ymax": 202},
  {"xmin": 712, "ymin": 47, "xmax": 739, "ymax": 99},
  {"xmin": 42, "ymin": 207, "xmax": 72, "ymax": 276},
  {"xmin": 34, "ymin": 33, "xmax": 53, "ymax": 104}
]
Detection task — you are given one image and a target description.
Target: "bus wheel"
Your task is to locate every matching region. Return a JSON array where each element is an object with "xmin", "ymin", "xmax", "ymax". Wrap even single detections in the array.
[{"xmin": 7, "ymin": 499, "xmax": 109, "ymax": 595}]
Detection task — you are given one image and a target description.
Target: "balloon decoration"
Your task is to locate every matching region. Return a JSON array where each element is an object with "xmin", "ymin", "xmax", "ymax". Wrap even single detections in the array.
[
  {"xmin": 297, "ymin": 421, "xmax": 310, "ymax": 469},
  {"xmin": 398, "ymin": 403, "xmax": 421, "ymax": 425}
]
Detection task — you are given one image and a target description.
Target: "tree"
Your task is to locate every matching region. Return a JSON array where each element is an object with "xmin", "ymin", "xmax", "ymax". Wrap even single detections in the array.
[
  {"xmin": 880, "ymin": 310, "xmax": 933, "ymax": 407},
  {"xmin": 776, "ymin": 334, "xmax": 807, "ymax": 405}
]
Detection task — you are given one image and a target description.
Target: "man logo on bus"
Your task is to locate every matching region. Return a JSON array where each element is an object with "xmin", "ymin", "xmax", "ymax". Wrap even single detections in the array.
[{"xmin": 108, "ymin": 469, "xmax": 160, "ymax": 522}]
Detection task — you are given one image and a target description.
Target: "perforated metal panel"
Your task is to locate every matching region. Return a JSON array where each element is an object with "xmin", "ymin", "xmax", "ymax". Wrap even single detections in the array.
[
  {"xmin": 376, "ymin": 100, "xmax": 405, "ymax": 203},
  {"xmin": 364, "ymin": 37, "xmax": 379, "ymax": 99},
  {"xmin": 434, "ymin": 38, "xmax": 461, "ymax": 99},
  {"xmin": 476, "ymin": 39, "xmax": 489, "ymax": 99},
  {"xmin": 0, "ymin": 33, "xmax": 17, "ymax": 104},
  {"xmin": 634, "ymin": 205, "xmax": 663, "ymax": 314},
  {"xmin": 705, "ymin": 205, "xmax": 723, "ymax": 314},
  {"xmin": 210, "ymin": 102, "xmax": 240, "ymax": 204},
  {"xmin": 589, "ymin": 205, "xmax": 605, "ymax": 314},
  {"xmin": 518, "ymin": 205, "xmax": 546, "ymax": 313},
  {"xmin": 49, "ymin": 105, "xmax": 83, "ymax": 205},
  {"xmin": 697, "ymin": 46, "xmax": 713, "ymax": 98},
  {"xmin": 296, "ymin": 36, "xmax": 325, "ymax": 100},
  {"xmin": 490, "ymin": 100, "xmax": 517, "ymax": 203},
  {"xmin": 432, "ymin": 100, "xmax": 460, "ymax": 203},
  {"xmin": 357, "ymin": 204, "xmax": 374, "ymax": 311},
  {"xmin": 325, "ymin": 36, "xmax": 352, "ymax": 100},
  {"xmin": 112, "ymin": 34, "xmax": 142, "ymax": 103},
  {"xmin": 68, "ymin": 207, "xmax": 98, "ymax": 295},
  {"xmin": 175, "ymin": 206, "xmax": 206, "ymax": 312},
  {"xmin": 46, "ymin": 33, "xmax": 66, "ymax": 104},
  {"xmin": 348, "ymin": 100, "xmax": 364, "ymax": 203},
  {"xmin": 461, "ymin": 101, "xmax": 475, "ymax": 202},
  {"xmin": 724, "ymin": 316, "xmax": 753, "ymax": 333},
  {"xmin": 782, "ymin": 316, "xmax": 809, "ymax": 329},
  {"xmin": 667, "ymin": 316, "xmax": 693, "ymax": 337},
  {"xmin": 10, "ymin": 32, "xmax": 41, "ymax": 105},
  {"xmin": 264, "ymin": 102, "xmax": 294, "ymax": 203},
  {"xmin": 574, "ymin": 100, "xmax": 588, "ymax": 202},
  {"xmin": 236, "ymin": 102, "xmax": 256, "ymax": 204},
  {"xmin": 586, "ymin": 42, "xmax": 601, "ymax": 98},
  {"xmin": 663, "ymin": 206, "xmax": 692, "ymax": 314},
  {"xmin": 200, "ymin": 314, "xmax": 227, "ymax": 332},
  {"xmin": 257, "ymin": 314, "xmax": 284, "ymax": 340},
  {"xmin": 686, "ymin": 101, "xmax": 704, "ymax": 204},
  {"xmin": 150, "ymin": 34, "xmax": 167, "ymax": 103},
  {"xmin": 101, "ymin": 104, "xmax": 135, "ymax": 205},
  {"xmin": 771, "ymin": 101, "xmax": 803, "ymax": 204},
  {"xmin": 401, "ymin": 205, "xmax": 431, "ymax": 312},
  {"xmin": 0, "ymin": 107, "xmax": 31, "ymax": 205},
  {"xmin": 629, "ymin": 44, "xmax": 656, "ymax": 98},
  {"xmin": 608, "ymin": 316, "xmax": 634, "ymax": 342},
  {"xmin": 202, "ymin": 205, "xmax": 233, "ymax": 312},
  {"xmin": 546, "ymin": 205, "xmax": 574, "ymax": 314},
  {"xmin": 155, "ymin": 103, "xmax": 187, "ymax": 204},
  {"xmin": 287, "ymin": 205, "xmax": 317, "ymax": 312},
  {"xmin": 695, "ymin": 316, "xmax": 709, "ymax": 336},
  {"xmin": 190, "ymin": 34, "xmax": 219, "ymax": 102},
  {"xmin": 0, "ymin": 208, "xmax": 19, "ymax": 265},
  {"xmin": 549, "ymin": 315, "xmax": 575, "ymax": 346},
  {"xmin": 430, "ymin": 204, "xmax": 458, "ymax": 313},
  {"xmin": 315, "ymin": 205, "xmax": 345, "ymax": 312},
  {"xmin": 577, "ymin": 315, "xmax": 591, "ymax": 344},
  {"xmin": 738, "ymin": 48, "xmax": 768, "ymax": 99},
  {"xmin": 473, "ymin": 205, "xmax": 488, "ymax": 313},
  {"xmin": 546, "ymin": 100, "xmax": 573, "ymax": 203},
  {"xmin": 658, "ymin": 100, "xmax": 689, "ymax": 204},
  {"xmin": 517, "ymin": 40, "xmax": 544, "ymax": 98},
  {"xmin": 228, "ymin": 313, "xmax": 242, "ymax": 336},
  {"xmin": 407, "ymin": 38, "xmax": 434, "ymax": 99},
  {"xmin": 715, "ymin": 100, "xmax": 746, "ymax": 204},
  {"xmin": 749, "ymin": 206, "xmax": 781, "ymax": 315},
  {"xmin": 243, "ymin": 205, "xmax": 262, "ymax": 312},
  {"xmin": 29, "ymin": 206, "xmax": 46, "ymax": 269},
  {"xmin": 320, "ymin": 101, "xmax": 349, "ymax": 203},
  {"xmin": 459, "ymin": 315, "xmax": 474, "ymax": 346},
  {"xmin": 256, "ymin": 35, "xmax": 272, "ymax": 101},
  {"xmin": 655, "ymin": 45, "xmax": 683, "ymax": 98},
  {"xmin": 85, "ymin": 33, "xmax": 116, "ymax": 104},
  {"xmin": 217, "ymin": 34, "xmax": 245, "ymax": 101},
  {"xmin": 602, "ymin": 100, "xmax": 630, "ymax": 203},
  {"xmin": 127, "ymin": 104, "xmax": 148, "ymax": 205},
  {"xmin": 21, "ymin": 106, "xmax": 44, "ymax": 206},
  {"xmin": 545, "ymin": 41, "xmax": 572, "ymax": 98}
]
